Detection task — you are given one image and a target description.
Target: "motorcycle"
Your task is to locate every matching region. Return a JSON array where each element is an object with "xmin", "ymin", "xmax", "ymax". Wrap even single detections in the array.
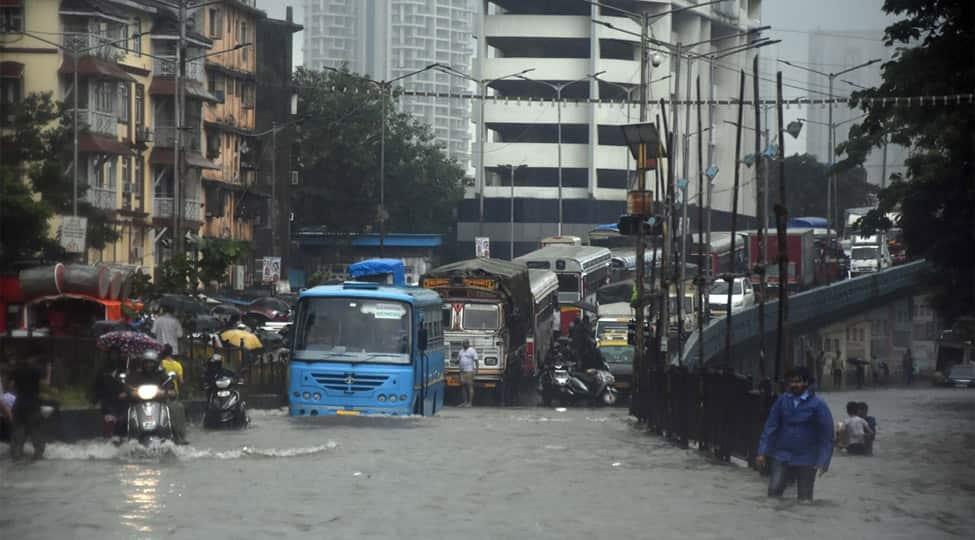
[
  {"xmin": 202, "ymin": 369, "xmax": 249, "ymax": 429},
  {"xmin": 121, "ymin": 372, "xmax": 177, "ymax": 445},
  {"xmin": 537, "ymin": 344, "xmax": 618, "ymax": 406}
]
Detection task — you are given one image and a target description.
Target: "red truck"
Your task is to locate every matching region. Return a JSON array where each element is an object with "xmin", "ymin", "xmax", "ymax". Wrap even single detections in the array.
[{"xmin": 749, "ymin": 230, "xmax": 816, "ymax": 293}]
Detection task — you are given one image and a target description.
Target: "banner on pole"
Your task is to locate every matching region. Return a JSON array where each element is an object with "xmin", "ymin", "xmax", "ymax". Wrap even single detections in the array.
[
  {"xmin": 60, "ymin": 216, "xmax": 88, "ymax": 254},
  {"xmin": 262, "ymin": 257, "xmax": 281, "ymax": 284}
]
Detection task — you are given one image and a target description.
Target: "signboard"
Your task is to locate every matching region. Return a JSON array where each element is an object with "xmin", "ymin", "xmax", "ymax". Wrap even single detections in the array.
[
  {"xmin": 262, "ymin": 257, "xmax": 281, "ymax": 284},
  {"xmin": 475, "ymin": 237, "xmax": 490, "ymax": 258},
  {"xmin": 60, "ymin": 216, "xmax": 88, "ymax": 254}
]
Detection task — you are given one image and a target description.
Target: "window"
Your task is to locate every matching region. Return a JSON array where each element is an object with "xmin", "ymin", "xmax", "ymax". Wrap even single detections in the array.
[
  {"xmin": 134, "ymin": 84, "xmax": 144, "ymax": 127},
  {"xmin": 209, "ymin": 8, "xmax": 223, "ymax": 38},
  {"xmin": 134, "ymin": 18, "xmax": 142, "ymax": 56},
  {"xmin": 133, "ymin": 157, "xmax": 143, "ymax": 196},
  {"xmin": 94, "ymin": 81, "xmax": 117, "ymax": 114},
  {"xmin": 242, "ymin": 83, "xmax": 255, "ymax": 109},
  {"xmin": 118, "ymin": 83, "xmax": 130, "ymax": 123},
  {"xmin": 240, "ymin": 22, "xmax": 249, "ymax": 61},
  {"xmin": 121, "ymin": 157, "xmax": 131, "ymax": 204},
  {"xmin": 1, "ymin": 3, "xmax": 24, "ymax": 33},
  {"xmin": 1, "ymin": 68, "xmax": 23, "ymax": 125}
]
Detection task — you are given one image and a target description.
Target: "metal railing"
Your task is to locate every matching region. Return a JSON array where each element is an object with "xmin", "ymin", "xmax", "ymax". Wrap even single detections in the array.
[
  {"xmin": 153, "ymin": 196, "xmax": 202, "ymax": 221},
  {"xmin": 71, "ymin": 109, "xmax": 118, "ymax": 137},
  {"xmin": 84, "ymin": 186, "xmax": 117, "ymax": 210},
  {"xmin": 62, "ymin": 32, "xmax": 124, "ymax": 61},
  {"xmin": 154, "ymin": 125, "xmax": 201, "ymax": 151},
  {"xmin": 153, "ymin": 56, "xmax": 205, "ymax": 81}
]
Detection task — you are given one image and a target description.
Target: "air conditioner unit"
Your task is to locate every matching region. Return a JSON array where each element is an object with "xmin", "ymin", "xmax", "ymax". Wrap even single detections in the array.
[{"xmin": 290, "ymin": 171, "xmax": 299, "ymax": 186}]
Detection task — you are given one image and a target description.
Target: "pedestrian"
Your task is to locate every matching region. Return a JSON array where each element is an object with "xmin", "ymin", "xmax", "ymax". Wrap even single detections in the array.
[
  {"xmin": 152, "ymin": 305, "xmax": 184, "ymax": 358},
  {"xmin": 160, "ymin": 345, "xmax": 185, "ymax": 397},
  {"xmin": 0, "ymin": 371, "xmax": 13, "ymax": 443},
  {"xmin": 880, "ymin": 361, "xmax": 890, "ymax": 386},
  {"xmin": 832, "ymin": 354, "xmax": 843, "ymax": 389},
  {"xmin": 871, "ymin": 355, "xmax": 880, "ymax": 386},
  {"xmin": 756, "ymin": 367, "xmax": 835, "ymax": 501},
  {"xmin": 903, "ymin": 349, "xmax": 914, "ymax": 386},
  {"xmin": 458, "ymin": 340, "xmax": 478, "ymax": 407},
  {"xmin": 9, "ymin": 355, "xmax": 52, "ymax": 460},
  {"xmin": 857, "ymin": 402, "xmax": 877, "ymax": 455},
  {"xmin": 551, "ymin": 309, "xmax": 561, "ymax": 345},
  {"xmin": 855, "ymin": 361, "xmax": 865, "ymax": 390},
  {"xmin": 844, "ymin": 401, "xmax": 873, "ymax": 456}
]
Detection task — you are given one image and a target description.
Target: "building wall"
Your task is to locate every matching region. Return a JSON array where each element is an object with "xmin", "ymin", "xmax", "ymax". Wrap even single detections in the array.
[{"xmin": 456, "ymin": 0, "xmax": 762, "ymax": 256}]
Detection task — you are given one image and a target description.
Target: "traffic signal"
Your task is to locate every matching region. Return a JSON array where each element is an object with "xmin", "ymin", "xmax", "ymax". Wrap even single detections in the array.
[{"xmin": 617, "ymin": 214, "xmax": 663, "ymax": 236}]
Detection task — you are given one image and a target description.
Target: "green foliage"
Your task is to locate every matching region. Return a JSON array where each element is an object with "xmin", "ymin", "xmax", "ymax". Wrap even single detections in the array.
[
  {"xmin": 837, "ymin": 0, "xmax": 974, "ymax": 324},
  {"xmin": 767, "ymin": 153, "xmax": 877, "ymax": 226},
  {"xmin": 128, "ymin": 271, "xmax": 155, "ymax": 300},
  {"xmin": 0, "ymin": 92, "xmax": 119, "ymax": 269},
  {"xmin": 156, "ymin": 255, "xmax": 199, "ymax": 295},
  {"xmin": 291, "ymin": 67, "xmax": 464, "ymax": 235},
  {"xmin": 197, "ymin": 238, "xmax": 250, "ymax": 288}
]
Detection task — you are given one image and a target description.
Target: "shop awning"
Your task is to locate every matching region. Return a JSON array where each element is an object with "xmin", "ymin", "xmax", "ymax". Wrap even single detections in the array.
[
  {"xmin": 150, "ymin": 148, "xmax": 219, "ymax": 170},
  {"xmin": 79, "ymin": 134, "xmax": 132, "ymax": 155},
  {"xmin": 149, "ymin": 79, "xmax": 219, "ymax": 102},
  {"xmin": 58, "ymin": 56, "xmax": 135, "ymax": 82}
]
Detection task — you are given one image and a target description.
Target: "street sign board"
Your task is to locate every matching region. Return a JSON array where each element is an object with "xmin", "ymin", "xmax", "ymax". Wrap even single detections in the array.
[
  {"xmin": 60, "ymin": 216, "xmax": 88, "ymax": 254},
  {"xmin": 262, "ymin": 257, "xmax": 282, "ymax": 284},
  {"xmin": 474, "ymin": 237, "xmax": 490, "ymax": 258}
]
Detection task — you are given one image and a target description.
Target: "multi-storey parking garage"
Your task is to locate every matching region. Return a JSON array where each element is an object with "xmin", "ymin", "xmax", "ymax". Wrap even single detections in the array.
[{"xmin": 459, "ymin": 0, "xmax": 763, "ymax": 257}]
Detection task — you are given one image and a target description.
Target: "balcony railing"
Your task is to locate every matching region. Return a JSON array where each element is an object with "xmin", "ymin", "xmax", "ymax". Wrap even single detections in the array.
[
  {"xmin": 84, "ymin": 187, "xmax": 117, "ymax": 210},
  {"xmin": 154, "ymin": 126, "xmax": 202, "ymax": 152},
  {"xmin": 153, "ymin": 56, "xmax": 205, "ymax": 81},
  {"xmin": 62, "ymin": 33, "xmax": 124, "ymax": 61},
  {"xmin": 153, "ymin": 197, "xmax": 202, "ymax": 222},
  {"xmin": 70, "ymin": 109, "xmax": 118, "ymax": 138}
]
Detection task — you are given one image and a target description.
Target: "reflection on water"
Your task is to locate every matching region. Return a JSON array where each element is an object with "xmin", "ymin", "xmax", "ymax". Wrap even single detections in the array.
[{"xmin": 119, "ymin": 465, "xmax": 162, "ymax": 536}]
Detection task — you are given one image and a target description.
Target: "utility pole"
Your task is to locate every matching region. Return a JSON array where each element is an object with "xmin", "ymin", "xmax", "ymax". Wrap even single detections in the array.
[
  {"xmin": 379, "ymin": 84, "xmax": 387, "ymax": 257},
  {"xmin": 271, "ymin": 121, "xmax": 277, "ymax": 257},
  {"xmin": 659, "ymin": 41, "xmax": 681, "ymax": 367},
  {"xmin": 725, "ymin": 71, "xmax": 745, "ymax": 369},
  {"xmin": 174, "ymin": 0, "xmax": 186, "ymax": 256},
  {"xmin": 696, "ymin": 76, "xmax": 705, "ymax": 371},
  {"xmin": 753, "ymin": 55, "xmax": 767, "ymax": 380},
  {"xmin": 774, "ymin": 72, "xmax": 789, "ymax": 383}
]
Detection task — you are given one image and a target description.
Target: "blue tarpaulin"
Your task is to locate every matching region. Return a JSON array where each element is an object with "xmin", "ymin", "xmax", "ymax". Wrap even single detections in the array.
[
  {"xmin": 788, "ymin": 217, "xmax": 828, "ymax": 228},
  {"xmin": 349, "ymin": 259, "xmax": 406, "ymax": 286}
]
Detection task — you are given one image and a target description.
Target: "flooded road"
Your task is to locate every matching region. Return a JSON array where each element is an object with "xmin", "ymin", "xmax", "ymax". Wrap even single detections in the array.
[{"xmin": 1, "ymin": 388, "xmax": 973, "ymax": 539}]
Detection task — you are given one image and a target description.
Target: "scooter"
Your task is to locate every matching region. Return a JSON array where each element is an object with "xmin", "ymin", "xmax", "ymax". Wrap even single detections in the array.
[
  {"xmin": 537, "ymin": 348, "xmax": 617, "ymax": 406},
  {"xmin": 202, "ymin": 369, "xmax": 249, "ymax": 429},
  {"xmin": 121, "ymin": 372, "xmax": 177, "ymax": 445}
]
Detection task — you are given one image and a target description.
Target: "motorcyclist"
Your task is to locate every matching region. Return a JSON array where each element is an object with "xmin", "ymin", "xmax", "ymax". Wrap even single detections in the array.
[
  {"xmin": 126, "ymin": 350, "xmax": 188, "ymax": 445},
  {"xmin": 203, "ymin": 353, "xmax": 239, "ymax": 394}
]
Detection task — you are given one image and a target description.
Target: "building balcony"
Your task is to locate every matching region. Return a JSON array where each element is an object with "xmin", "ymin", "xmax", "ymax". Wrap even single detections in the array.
[
  {"xmin": 84, "ymin": 186, "xmax": 118, "ymax": 210},
  {"xmin": 153, "ymin": 56, "xmax": 206, "ymax": 82},
  {"xmin": 70, "ymin": 109, "xmax": 117, "ymax": 138},
  {"xmin": 153, "ymin": 197, "xmax": 203, "ymax": 222},
  {"xmin": 62, "ymin": 33, "xmax": 124, "ymax": 61},
  {"xmin": 154, "ymin": 126, "xmax": 202, "ymax": 152}
]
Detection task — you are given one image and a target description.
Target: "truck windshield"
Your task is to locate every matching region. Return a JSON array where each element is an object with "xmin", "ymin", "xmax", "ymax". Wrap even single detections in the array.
[
  {"xmin": 852, "ymin": 247, "xmax": 880, "ymax": 260},
  {"xmin": 462, "ymin": 304, "xmax": 499, "ymax": 330},
  {"xmin": 293, "ymin": 297, "xmax": 412, "ymax": 364}
]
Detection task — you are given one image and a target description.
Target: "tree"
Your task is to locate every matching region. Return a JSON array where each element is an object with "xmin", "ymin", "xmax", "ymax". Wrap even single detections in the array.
[
  {"xmin": 291, "ymin": 67, "xmax": 464, "ymax": 235},
  {"xmin": 765, "ymin": 153, "xmax": 877, "ymax": 227},
  {"xmin": 197, "ymin": 238, "xmax": 250, "ymax": 290},
  {"xmin": 0, "ymin": 92, "xmax": 119, "ymax": 269},
  {"xmin": 837, "ymin": 0, "xmax": 973, "ymax": 323}
]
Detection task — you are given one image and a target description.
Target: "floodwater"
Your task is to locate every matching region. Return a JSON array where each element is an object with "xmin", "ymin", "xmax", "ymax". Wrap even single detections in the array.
[{"xmin": 1, "ymin": 388, "xmax": 973, "ymax": 539}]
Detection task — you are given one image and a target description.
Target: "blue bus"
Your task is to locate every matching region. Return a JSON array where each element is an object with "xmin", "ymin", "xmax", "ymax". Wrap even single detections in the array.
[{"xmin": 288, "ymin": 282, "xmax": 445, "ymax": 416}]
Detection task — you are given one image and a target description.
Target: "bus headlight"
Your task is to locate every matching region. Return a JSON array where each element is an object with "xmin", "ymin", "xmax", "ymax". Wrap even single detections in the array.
[
  {"xmin": 400, "ymin": 394, "xmax": 408, "ymax": 402},
  {"xmin": 302, "ymin": 392, "xmax": 311, "ymax": 400},
  {"xmin": 377, "ymin": 394, "xmax": 386, "ymax": 402},
  {"xmin": 312, "ymin": 393, "xmax": 321, "ymax": 401},
  {"xmin": 389, "ymin": 394, "xmax": 397, "ymax": 402}
]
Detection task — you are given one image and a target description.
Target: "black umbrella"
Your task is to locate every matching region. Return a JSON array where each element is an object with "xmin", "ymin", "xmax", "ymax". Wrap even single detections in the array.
[{"xmin": 157, "ymin": 294, "xmax": 208, "ymax": 317}]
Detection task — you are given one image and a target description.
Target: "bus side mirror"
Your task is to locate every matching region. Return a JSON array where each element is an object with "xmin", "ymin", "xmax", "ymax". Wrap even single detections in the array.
[{"xmin": 418, "ymin": 328, "xmax": 428, "ymax": 351}]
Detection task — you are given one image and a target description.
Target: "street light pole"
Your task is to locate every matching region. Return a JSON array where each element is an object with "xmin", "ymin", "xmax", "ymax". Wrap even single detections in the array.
[
  {"xmin": 779, "ymin": 58, "xmax": 880, "ymax": 284},
  {"xmin": 501, "ymin": 164, "xmax": 526, "ymax": 259}
]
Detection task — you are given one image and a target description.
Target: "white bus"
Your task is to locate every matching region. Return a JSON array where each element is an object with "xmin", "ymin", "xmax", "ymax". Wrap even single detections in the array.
[{"xmin": 516, "ymin": 245, "xmax": 612, "ymax": 334}]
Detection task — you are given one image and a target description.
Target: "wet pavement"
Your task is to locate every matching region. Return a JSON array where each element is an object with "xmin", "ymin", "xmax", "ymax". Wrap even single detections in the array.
[{"xmin": 1, "ymin": 387, "xmax": 973, "ymax": 539}]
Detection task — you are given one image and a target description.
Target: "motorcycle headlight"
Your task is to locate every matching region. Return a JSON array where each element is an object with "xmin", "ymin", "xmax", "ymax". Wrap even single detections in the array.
[
  {"xmin": 137, "ymin": 385, "xmax": 159, "ymax": 400},
  {"xmin": 215, "ymin": 376, "xmax": 232, "ymax": 389}
]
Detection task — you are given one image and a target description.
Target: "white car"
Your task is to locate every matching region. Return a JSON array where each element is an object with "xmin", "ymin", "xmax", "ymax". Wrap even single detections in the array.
[{"xmin": 708, "ymin": 276, "xmax": 755, "ymax": 316}]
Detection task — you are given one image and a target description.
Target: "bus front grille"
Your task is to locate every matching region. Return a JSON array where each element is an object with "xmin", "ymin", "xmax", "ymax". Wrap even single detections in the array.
[{"xmin": 310, "ymin": 373, "xmax": 390, "ymax": 393}]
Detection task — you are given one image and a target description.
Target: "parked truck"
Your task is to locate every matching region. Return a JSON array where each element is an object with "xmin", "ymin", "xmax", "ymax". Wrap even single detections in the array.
[
  {"xmin": 748, "ymin": 230, "xmax": 816, "ymax": 293},
  {"xmin": 849, "ymin": 234, "xmax": 891, "ymax": 277}
]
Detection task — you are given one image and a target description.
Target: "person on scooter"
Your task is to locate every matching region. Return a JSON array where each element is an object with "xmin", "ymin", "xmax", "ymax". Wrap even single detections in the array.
[
  {"xmin": 92, "ymin": 356, "xmax": 127, "ymax": 440},
  {"xmin": 126, "ymin": 350, "xmax": 188, "ymax": 445},
  {"xmin": 204, "ymin": 353, "xmax": 239, "ymax": 392}
]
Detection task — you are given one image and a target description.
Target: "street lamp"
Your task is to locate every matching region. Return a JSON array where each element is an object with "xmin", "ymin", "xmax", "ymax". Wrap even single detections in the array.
[
  {"xmin": 780, "ymin": 57, "xmax": 881, "ymax": 281},
  {"xmin": 434, "ymin": 64, "xmax": 536, "ymax": 237},
  {"xmin": 322, "ymin": 64, "xmax": 441, "ymax": 255},
  {"xmin": 498, "ymin": 164, "xmax": 527, "ymax": 259},
  {"xmin": 518, "ymin": 71, "xmax": 606, "ymax": 236}
]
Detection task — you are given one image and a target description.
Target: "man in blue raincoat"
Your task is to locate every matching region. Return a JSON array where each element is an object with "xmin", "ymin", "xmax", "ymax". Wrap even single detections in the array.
[{"xmin": 756, "ymin": 366, "xmax": 834, "ymax": 501}]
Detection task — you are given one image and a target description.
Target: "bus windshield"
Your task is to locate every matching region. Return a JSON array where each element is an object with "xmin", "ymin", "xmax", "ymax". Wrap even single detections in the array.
[
  {"xmin": 463, "ymin": 303, "xmax": 499, "ymax": 330},
  {"xmin": 293, "ymin": 297, "xmax": 412, "ymax": 364}
]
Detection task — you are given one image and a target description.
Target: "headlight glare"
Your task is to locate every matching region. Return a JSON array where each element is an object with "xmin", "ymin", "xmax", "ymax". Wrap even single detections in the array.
[{"xmin": 136, "ymin": 385, "xmax": 159, "ymax": 400}]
